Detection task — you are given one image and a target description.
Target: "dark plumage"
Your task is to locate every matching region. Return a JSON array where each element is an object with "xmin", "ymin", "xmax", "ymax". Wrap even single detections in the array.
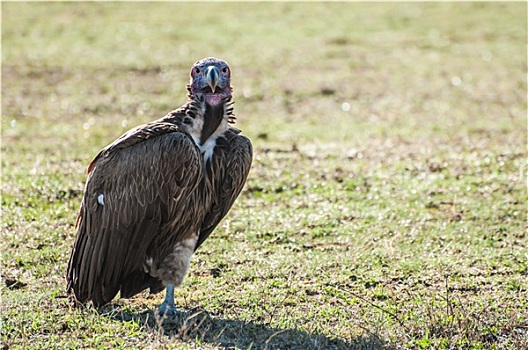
[{"xmin": 66, "ymin": 57, "xmax": 252, "ymax": 313}]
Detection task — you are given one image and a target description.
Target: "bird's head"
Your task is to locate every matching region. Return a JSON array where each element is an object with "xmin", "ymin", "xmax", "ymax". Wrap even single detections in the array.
[{"xmin": 189, "ymin": 57, "xmax": 232, "ymax": 107}]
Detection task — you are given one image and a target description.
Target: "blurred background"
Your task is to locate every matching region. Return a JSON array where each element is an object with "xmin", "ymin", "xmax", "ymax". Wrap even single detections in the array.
[{"xmin": 3, "ymin": 2, "xmax": 525, "ymax": 152}]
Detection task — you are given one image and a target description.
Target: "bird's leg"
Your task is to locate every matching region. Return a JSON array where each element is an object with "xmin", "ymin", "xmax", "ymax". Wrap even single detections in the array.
[
  {"xmin": 157, "ymin": 283, "xmax": 178, "ymax": 316},
  {"xmin": 156, "ymin": 238, "xmax": 197, "ymax": 317}
]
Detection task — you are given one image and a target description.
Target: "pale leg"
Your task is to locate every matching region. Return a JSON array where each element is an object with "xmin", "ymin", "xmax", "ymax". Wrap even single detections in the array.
[{"xmin": 157, "ymin": 283, "xmax": 178, "ymax": 316}]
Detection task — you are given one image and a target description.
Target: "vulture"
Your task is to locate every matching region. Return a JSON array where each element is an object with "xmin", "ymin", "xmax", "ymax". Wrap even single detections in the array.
[{"xmin": 66, "ymin": 57, "xmax": 252, "ymax": 315}]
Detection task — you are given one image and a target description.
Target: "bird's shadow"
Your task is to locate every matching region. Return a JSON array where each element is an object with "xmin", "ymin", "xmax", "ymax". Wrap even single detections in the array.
[{"xmin": 106, "ymin": 306, "xmax": 393, "ymax": 350}]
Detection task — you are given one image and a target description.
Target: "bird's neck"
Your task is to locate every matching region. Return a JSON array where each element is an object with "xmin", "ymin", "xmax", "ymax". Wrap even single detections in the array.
[
  {"xmin": 183, "ymin": 93, "xmax": 235, "ymax": 160},
  {"xmin": 199, "ymin": 103, "xmax": 229, "ymax": 163},
  {"xmin": 183, "ymin": 97, "xmax": 231, "ymax": 162},
  {"xmin": 200, "ymin": 103, "xmax": 225, "ymax": 145}
]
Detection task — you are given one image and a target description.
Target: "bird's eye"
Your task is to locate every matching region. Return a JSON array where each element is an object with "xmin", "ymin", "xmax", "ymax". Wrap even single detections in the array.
[
  {"xmin": 195, "ymin": 68, "xmax": 201, "ymax": 74},
  {"xmin": 222, "ymin": 67, "xmax": 228, "ymax": 74}
]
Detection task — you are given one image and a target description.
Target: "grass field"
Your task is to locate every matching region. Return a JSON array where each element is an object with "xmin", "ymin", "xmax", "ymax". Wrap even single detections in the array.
[{"xmin": 1, "ymin": 2, "xmax": 527, "ymax": 349}]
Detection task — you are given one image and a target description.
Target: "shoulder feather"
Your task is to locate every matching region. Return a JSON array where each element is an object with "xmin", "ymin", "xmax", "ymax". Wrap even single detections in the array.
[{"xmin": 87, "ymin": 121, "xmax": 182, "ymax": 174}]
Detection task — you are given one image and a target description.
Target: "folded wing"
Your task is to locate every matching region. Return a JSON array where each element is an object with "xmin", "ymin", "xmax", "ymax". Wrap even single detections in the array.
[{"xmin": 67, "ymin": 121, "xmax": 202, "ymax": 306}]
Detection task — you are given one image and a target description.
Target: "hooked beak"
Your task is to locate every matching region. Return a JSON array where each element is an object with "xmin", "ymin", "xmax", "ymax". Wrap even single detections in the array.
[{"xmin": 205, "ymin": 66, "xmax": 219, "ymax": 93}]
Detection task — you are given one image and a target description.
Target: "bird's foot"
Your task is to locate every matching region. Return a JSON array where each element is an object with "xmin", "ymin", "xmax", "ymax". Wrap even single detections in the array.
[{"xmin": 157, "ymin": 301, "xmax": 178, "ymax": 317}]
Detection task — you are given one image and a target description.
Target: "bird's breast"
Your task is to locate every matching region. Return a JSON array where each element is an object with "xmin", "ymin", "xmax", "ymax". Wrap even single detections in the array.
[{"xmin": 200, "ymin": 135, "xmax": 218, "ymax": 163}]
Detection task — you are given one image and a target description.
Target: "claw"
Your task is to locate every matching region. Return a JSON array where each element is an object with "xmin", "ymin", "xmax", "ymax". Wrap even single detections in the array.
[{"xmin": 158, "ymin": 300, "xmax": 178, "ymax": 317}]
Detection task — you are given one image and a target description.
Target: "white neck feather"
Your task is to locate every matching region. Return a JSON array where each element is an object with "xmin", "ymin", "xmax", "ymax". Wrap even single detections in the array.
[{"xmin": 187, "ymin": 101, "xmax": 230, "ymax": 162}]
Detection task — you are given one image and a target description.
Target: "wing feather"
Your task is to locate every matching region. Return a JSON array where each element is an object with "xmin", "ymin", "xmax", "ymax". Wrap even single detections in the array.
[
  {"xmin": 67, "ymin": 120, "xmax": 202, "ymax": 306},
  {"xmin": 196, "ymin": 131, "xmax": 252, "ymax": 250}
]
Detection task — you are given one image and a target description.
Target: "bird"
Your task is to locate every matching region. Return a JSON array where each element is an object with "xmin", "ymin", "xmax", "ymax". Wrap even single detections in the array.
[{"xmin": 66, "ymin": 57, "xmax": 252, "ymax": 315}]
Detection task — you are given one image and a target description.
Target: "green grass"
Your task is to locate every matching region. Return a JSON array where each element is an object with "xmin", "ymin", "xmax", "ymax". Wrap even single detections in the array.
[{"xmin": 2, "ymin": 2, "xmax": 527, "ymax": 349}]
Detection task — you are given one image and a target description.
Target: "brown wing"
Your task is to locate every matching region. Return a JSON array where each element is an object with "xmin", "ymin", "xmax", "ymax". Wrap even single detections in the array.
[
  {"xmin": 67, "ymin": 120, "xmax": 202, "ymax": 307},
  {"xmin": 195, "ymin": 130, "xmax": 253, "ymax": 250}
]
